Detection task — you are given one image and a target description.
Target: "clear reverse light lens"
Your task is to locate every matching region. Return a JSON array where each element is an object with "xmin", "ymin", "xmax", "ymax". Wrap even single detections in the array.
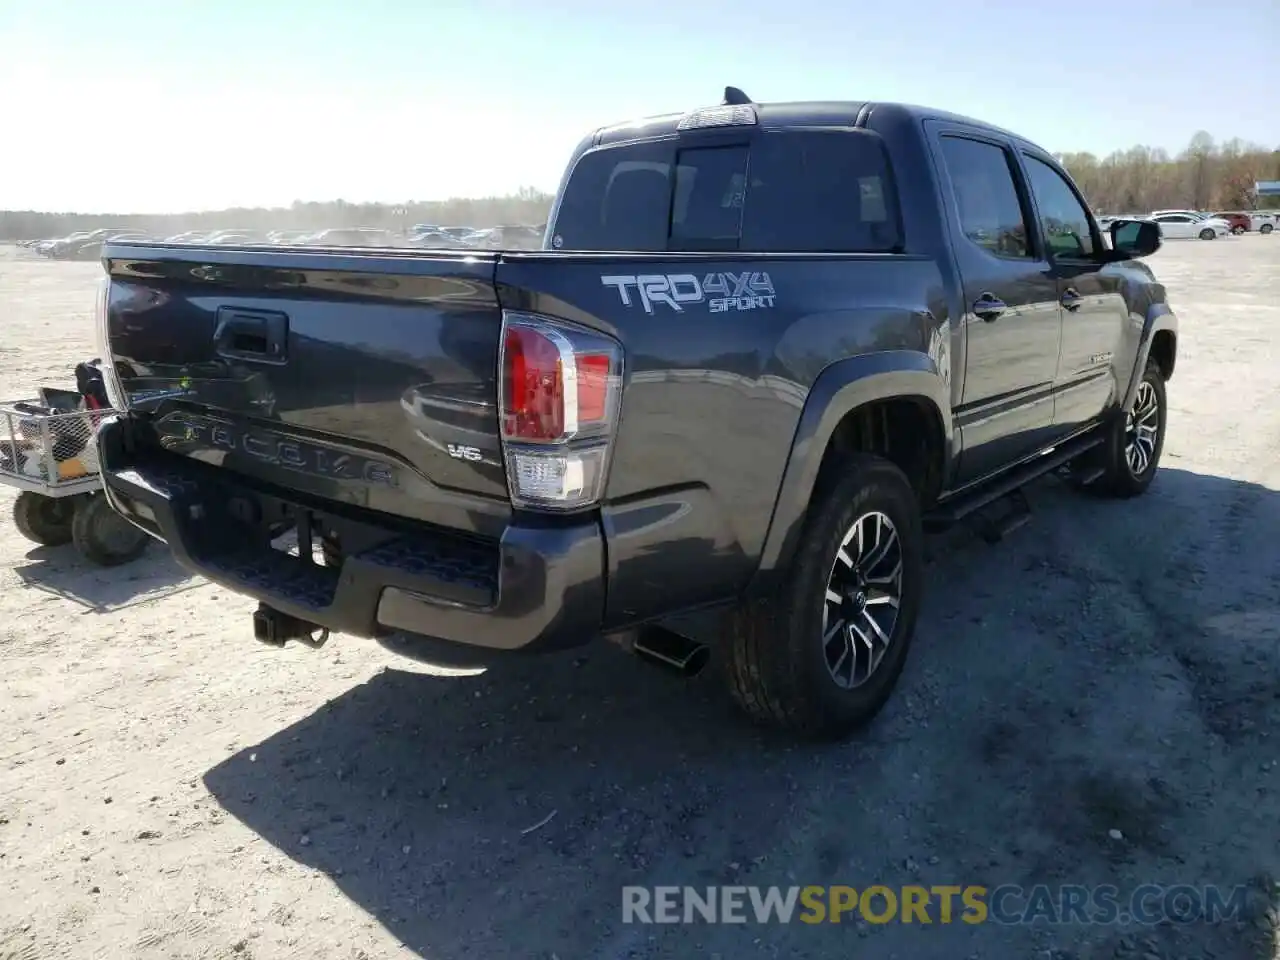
[{"xmin": 505, "ymin": 444, "xmax": 608, "ymax": 511}]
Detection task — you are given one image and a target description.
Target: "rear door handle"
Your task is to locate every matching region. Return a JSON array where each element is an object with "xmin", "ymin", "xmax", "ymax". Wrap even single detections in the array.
[
  {"xmin": 1060, "ymin": 288, "xmax": 1083, "ymax": 311},
  {"xmin": 214, "ymin": 307, "xmax": 289, "ymax": 364},
  {"xmin": 972, "ymin": 293, "xmax": 1006, "ymax": 322}
]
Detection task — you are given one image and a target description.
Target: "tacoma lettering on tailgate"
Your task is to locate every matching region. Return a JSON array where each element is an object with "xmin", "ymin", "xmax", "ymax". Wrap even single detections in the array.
[{"xmin": 155, "ymin": 412, "xmax": 399, "ymax": 488}]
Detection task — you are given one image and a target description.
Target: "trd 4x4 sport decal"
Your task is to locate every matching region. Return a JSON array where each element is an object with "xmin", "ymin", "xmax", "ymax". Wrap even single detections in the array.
[{"xmin": 601, "ymin": 272, "xmax": 776, "ymax": 314}]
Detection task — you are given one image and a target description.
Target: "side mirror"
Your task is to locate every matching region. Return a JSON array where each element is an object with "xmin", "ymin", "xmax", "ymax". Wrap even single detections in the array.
[{"xmin": 1109, "ymin": 219, "xmax": 1161, "ymax": 259}]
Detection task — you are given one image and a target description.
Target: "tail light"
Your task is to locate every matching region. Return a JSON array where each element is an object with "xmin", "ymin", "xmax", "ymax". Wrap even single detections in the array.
[
  {"xmin": 498, "ymin": 311, "xmax": 623, "ymax": 511},
  {"xmin": 92, "ymin": 275, "xmax": 128, "ymax": 411}
]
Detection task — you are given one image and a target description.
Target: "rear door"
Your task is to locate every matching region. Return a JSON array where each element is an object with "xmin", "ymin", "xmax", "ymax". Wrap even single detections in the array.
[
  {"xmin": 1017, "ymin": 149, "xmax": 1125, "ymax": 435},
  {"xmin": 927, "ymin": 125, "xmax": 1063, "ymax": 485}
]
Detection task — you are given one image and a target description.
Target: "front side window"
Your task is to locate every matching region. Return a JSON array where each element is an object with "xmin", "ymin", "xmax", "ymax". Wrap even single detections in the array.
[{"xmin": 1023, "ymin": 155, "xmax": 1095, "ymax": 259}]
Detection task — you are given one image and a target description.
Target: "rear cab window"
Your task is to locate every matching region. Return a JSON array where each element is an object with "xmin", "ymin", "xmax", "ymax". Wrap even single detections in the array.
[{"xmin": 549, "ymin": 129, "xmax": 902, "ymax": 253}]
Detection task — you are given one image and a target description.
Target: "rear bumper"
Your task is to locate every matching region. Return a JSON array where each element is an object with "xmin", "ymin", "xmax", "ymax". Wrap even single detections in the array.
[{"xmin": 96, "ymin": 416, "xmax": 605, "ymax": 652}]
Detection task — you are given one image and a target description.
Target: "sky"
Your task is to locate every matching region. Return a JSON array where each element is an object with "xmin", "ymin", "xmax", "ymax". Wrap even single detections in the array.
[{"xmin": 1, "ymin": 0, "xmax": 1276, "ymax": 214}]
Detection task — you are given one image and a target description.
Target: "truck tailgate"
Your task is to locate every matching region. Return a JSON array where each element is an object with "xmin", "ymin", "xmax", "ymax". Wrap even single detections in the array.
[{"xmin": 102, "ymin": 244, "xmax": 509, "ymax": 524}]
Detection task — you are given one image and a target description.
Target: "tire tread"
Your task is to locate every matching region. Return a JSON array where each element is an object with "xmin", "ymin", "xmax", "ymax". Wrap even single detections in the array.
[{"xmin": 723, "ymin": 453, "xmax": 922, "ymax": 739}]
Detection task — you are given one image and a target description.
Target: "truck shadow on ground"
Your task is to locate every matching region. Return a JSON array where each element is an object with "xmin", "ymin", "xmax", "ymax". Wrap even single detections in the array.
[
  {"xmin": 203, "ymin": 466, "xmax": 1280, "ymax": 960},
  {"xmin": 14, "ymin": 542, "xmax": 201, "ymax": 612}
]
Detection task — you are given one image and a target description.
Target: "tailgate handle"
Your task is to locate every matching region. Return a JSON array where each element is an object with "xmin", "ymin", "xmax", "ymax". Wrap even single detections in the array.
[{"xmin": 214, "ymin": 308, "xmax": 288, "ymax": 364}]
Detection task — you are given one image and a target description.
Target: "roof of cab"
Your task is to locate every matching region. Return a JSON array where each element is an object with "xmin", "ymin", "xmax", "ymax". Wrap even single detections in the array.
[{"xmin": 592, "ymin": 97, "xmax": 1026, "ymax": 148}]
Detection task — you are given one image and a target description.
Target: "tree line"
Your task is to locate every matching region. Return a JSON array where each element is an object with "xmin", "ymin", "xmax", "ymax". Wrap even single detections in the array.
[
  {"xmin": 3, "ymin": 131, "xmax": 1277, "ymax": 242},
  {"xmin": 1056, "ymin": 131, "xmax": 1279, "ymax": 215},
  {"xmin": 0, "ymin": 187, "xmax": 556, "ymax": 242}
]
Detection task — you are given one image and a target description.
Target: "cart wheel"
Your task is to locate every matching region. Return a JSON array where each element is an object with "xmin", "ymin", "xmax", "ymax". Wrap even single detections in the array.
[
  {"xmin": 12, "ymin": 491, "xmax": 75, "ymax": 546},
  {"xmin": 71, "ymin": 494, "xmax": 149, "ymax": 566}
]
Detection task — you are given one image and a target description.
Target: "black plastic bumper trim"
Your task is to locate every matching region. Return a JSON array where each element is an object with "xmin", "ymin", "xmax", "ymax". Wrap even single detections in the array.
[{"xmin": 96, "ymin": 416, "xmax": 606, "ymax": 652}]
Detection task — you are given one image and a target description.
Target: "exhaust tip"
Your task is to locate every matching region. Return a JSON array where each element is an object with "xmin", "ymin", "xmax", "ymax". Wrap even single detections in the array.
[{"xmin": 632, "ymin": 625, "xmax": 709, "ymax": 678}]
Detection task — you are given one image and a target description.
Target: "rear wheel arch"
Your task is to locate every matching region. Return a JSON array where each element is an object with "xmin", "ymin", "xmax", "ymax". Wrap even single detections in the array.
[
  {"xmin": 815, "ymin": 396, "xmax": 947, "ymax": 508},
  {"xmin": 752, "ymin": 354, "xmax": 951, "ymax": 588}
]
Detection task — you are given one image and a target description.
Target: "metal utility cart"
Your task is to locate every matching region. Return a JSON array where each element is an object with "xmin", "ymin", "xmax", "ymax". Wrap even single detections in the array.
[{"xmin": 0, "ymin": 387, "xmax": 150, "ymax": 566}]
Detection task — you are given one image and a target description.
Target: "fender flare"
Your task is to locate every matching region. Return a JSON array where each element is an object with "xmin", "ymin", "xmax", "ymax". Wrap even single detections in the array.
[
  {"xmin": 750, "ymin": 351, "xmax": 953, "ymax": 591},
  {"xmin": 1121, "ymin": 303, "xmax": 1178, "ymax": 410}
]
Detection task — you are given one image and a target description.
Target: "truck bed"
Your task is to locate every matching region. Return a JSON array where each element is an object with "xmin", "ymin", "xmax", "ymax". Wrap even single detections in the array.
[{"xmin": 97, "ymin": 239, "xmax": 945, "ymax": 650}]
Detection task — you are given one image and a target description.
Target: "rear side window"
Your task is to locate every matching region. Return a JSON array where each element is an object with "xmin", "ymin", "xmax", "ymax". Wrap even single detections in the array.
[
  {"xmin": 550, "ymin": 130, "xmax": 901, "ymax": 253},
  {"xmin": 670, "ymin": 146, "xmax": 748, "ymax": 247},
  {"xmin": 741, "ymin": 131, "xmax": 898, "ymax": 252},
  {"xmin": 937, "ymin": 136, "xmax": 1032, "ymax": 259}
]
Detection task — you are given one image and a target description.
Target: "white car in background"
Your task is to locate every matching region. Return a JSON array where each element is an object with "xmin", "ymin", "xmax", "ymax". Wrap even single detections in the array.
[{"xmin": 1145, "ymin": 212, "xmax": 1232, "ymax": 240}]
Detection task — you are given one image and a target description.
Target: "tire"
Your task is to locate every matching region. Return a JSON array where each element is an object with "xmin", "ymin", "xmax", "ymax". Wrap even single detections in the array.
[
  {"xmin": 722, "ymin": 454, "xmax": 924, "ymax": 739},
  {"xmin": 1262, "ymin": 224, "xmax": 1275, "ymax": 235},
  {"xmin": 1093, "ymin": 359, "xmax": 1167, "ymax": 498},
  {"xmin": 12, "ymin": 492, "xmax": 74, "ymax": 546},
  {"xmin": 1232, "ymin": 226, "xmax": 1246, "ymax": 235},
  {"xmin": 1198, "ymin": 228, "xmax": 1216, "ymax": 240},
  {"xmin": 71, "ymin": 494, "xmax": 150, "ymax": 566}
]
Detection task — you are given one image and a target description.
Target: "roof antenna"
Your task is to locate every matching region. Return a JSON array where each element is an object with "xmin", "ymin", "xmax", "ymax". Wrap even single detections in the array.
[{"xmin": 722, "ymin": 86, "xmax": 752, "ymax": 105}]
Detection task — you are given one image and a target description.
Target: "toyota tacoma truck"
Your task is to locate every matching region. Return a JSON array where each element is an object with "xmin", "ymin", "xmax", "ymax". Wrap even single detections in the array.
[{"xmin": 92, "ymin": 88, "xmax": 1176, "ymax": 739}]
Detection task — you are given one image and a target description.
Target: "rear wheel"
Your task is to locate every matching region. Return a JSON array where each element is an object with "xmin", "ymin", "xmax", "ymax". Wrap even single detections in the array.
[
  {"xmin": 12, "ymin": 492, "xmax": 74, "ymax": 546},
  {"xmin": 722, "ymin": 454, "xmax": 923, "ymax": 739},
  {"xmin": 71, "ymin": 494, "xmax": 150, "ymax": 566},
  {"xmin": 1261, "ymin": 223, "xmax": 1275, "ymax": 235},
  {"xmin": 1198, "ymin": 228, "xmax": 1216, "ymax": 240},
  {"xmin": 1232, "ymin": 225, "xmax": 1246, "ymax": 235}
]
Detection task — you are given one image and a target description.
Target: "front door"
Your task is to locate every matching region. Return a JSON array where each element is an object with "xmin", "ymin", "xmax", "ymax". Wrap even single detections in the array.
[
  {"xmin": 1018, "ymin": 150, "xmax": 1127, "ymax": 434},
  {"xmin": 929, "ymin": 127, "xmax": 1064, "ymax": 486}
]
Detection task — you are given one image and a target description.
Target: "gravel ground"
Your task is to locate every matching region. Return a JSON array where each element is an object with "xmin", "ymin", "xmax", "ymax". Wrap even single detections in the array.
[{"xmin": 0, "ymin": 237, "xmax": 1277, "ymax": 960}]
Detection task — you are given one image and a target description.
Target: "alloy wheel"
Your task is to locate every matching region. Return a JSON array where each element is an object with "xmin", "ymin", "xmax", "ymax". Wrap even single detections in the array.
[
  {"xmin": 821, "ymin": 511, "xmax": 903, "ymax": 689},
  {"xmin": 1124, "ymin": 380, "xmax": 1160, "ymax": 476}
]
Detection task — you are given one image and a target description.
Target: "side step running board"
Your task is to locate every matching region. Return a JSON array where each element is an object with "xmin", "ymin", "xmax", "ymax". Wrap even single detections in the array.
[
  {"xmin": 925, "ymin": 431, "xmax": 1105, "ymax": 531},
  {"xmin": 978, "ymin": 488, "xmax": 1031, "ymax": 544}
]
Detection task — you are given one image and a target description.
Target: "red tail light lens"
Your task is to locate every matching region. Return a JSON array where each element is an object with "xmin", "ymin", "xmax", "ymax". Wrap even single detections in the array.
[
  {"xmin": 498, "ymin": 312, "xmax": 623, "ymax": 511},
  {"xmin": 500, "ymin": 319, "xmax": 620, "ymax": 443},
  {"xmin": 502, "ymin": 325, "xmax": 565, "ymax": 440},
  {"xmin": 575, "ymin": 353, "xmax": 612, "ymax": 424}
]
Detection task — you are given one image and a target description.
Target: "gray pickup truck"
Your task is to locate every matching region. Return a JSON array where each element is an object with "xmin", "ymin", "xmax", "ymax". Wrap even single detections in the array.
[{"xmin": 92, "ymin": 87, "xmax": 1176, "ymax": 739}]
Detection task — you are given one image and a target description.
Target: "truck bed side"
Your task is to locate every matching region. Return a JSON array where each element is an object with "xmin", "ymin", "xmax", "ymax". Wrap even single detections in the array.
[{"xmin": 495, "ymin": 250, "xmax": 950, "ymax": 624}]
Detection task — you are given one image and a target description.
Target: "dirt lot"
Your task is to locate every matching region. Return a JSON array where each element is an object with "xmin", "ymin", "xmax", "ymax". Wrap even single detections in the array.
[{"xmin": 0, "ymin": 237, "xmax": 1278, "ymax": 960}]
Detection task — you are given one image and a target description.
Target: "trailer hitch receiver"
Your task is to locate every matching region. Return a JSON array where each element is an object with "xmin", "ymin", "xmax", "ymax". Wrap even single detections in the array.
[{"xmin": 252, "ymin": 603, "xmax": 329, "ymax": 649}]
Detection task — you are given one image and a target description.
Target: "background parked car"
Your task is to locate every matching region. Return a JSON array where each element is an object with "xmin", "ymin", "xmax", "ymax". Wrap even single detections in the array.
[
  {"xmin": 266, "ymin": 230, "xmax": 313, "ymax": 245},
  {"xmin": 305, "ymin": 227, "xmax": 402, "ymax": 247},
  {"xmin": 69, "ymin": 231, "xmax": 153, "ymax": 260},
  {"xmin": 409, "ymin": 228, "xmax": 459, "ymax": 249},
  {"xmin": 43, "ymin": 228, "xmax": 132, "ymax": 258},
  {"xmin": 1145, "ymin": 213, "xmax": 1232, "ymax": 240},
  {"xmin": 1150, "ymin": 208, "xmax": 1210, "ymax": 219},
  {"xmin": 1211, "ymin": 212, "xmax": 1252, "ymax": 234}
]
